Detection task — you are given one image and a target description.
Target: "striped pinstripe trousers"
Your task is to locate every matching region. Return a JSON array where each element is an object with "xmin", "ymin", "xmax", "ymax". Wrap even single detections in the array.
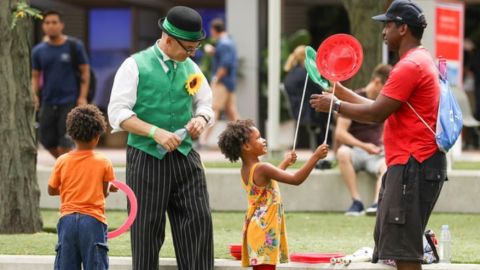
[{"xmin": 126, "ymin": 146, "xmax": 214, "ymax": 270}]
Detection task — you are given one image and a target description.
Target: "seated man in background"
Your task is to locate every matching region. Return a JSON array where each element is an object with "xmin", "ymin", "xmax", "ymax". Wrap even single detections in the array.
[{"xmin": 335, "ymin": 64, "xmax": 392, "ymax": 216}]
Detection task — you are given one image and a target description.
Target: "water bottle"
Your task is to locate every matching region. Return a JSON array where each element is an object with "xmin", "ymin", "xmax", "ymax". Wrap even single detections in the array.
[
  {"xmin": 439, "ymin": 58, "xmax": 447, "ymax": 80},
  {"xmin": 439, "ymin": 224, "xmax": 452, "ymax": 263},
  {"xmin": 156, "ymin": 128, "xmax": 188, "ymax": 156}
]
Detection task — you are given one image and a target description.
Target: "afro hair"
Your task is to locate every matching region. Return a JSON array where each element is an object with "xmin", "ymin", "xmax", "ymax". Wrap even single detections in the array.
[
  {"xmin": 66, "ymin": 104, "xmax": 107, "ymax": 142},
  {"xmin": 217, "ymin": 119, "xmax": 255, "ymax": 162}
]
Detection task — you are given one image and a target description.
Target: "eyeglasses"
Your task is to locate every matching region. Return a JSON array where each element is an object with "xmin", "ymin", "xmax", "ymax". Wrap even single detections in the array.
[{"xmin": 173, "ymin": 38, "xmax": 202, "ymax": 54}]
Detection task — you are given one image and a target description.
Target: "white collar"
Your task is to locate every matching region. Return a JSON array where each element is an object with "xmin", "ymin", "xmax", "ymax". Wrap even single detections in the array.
[{"xmin": 153, "ymin": 40, "xmax": 176, "ymax": 72}]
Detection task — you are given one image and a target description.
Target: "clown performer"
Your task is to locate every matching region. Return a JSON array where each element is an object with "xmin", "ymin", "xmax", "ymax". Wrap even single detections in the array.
[{"xmin": 108, "ymin": 6, "xmax": 214, "ymax": 270}]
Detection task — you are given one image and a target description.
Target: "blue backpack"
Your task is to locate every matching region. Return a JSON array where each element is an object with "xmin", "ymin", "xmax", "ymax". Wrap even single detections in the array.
[{"xmin": 407, "ymin": 62, "xmax": 463, "ymax": 153}]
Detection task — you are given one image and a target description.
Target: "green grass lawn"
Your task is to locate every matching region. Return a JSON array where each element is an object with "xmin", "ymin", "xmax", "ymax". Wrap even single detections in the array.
[
  {"xmin": 0, "ymin": 210, "xmax": 479, "ymax": 264},
  {"xmin": 452, "ymin": 161, "xmax": 480, "ymax": 170}
]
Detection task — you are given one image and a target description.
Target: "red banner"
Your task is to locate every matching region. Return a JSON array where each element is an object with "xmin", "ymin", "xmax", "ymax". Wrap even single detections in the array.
[{"xmin": 435, "ymin": 4, "xmax": 463, "ymax": 61}]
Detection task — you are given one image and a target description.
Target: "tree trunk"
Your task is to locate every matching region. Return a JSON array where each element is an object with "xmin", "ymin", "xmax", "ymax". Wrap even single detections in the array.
[
  {"xmin": 341, "ymin": 0, "xmax": 388, "ymax": 89},
  {"xmin": 0, "ymin": 0, "xmax": 43, "ymax": 233}
]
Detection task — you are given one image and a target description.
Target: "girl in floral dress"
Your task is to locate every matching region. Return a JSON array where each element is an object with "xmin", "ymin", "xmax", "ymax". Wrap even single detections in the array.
[{"xmin": 218, "ymin": 119, "xmax": 329, "ymax": 269}]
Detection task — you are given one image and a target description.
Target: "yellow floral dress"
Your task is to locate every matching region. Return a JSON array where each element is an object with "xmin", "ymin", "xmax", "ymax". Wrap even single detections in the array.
[{"xmin": 241, "ymin": 163, "xmax": 289, "ymax": 267}]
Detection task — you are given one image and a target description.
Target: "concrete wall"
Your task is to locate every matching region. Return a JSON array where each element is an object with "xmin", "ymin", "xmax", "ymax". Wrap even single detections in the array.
[{"xmin": 37, "ymin": 166, "xmax": 480, "ymax": 213}]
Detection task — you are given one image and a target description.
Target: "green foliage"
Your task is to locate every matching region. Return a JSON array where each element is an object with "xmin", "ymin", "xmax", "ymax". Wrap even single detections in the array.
[
  {"xmin": 259, "ymin": 29, "xmax": 312, "ymax": 123},
  {"xmin": 10, "ymin": 1, "xmax": 43, "ymax": 29},
  {"xmin": 198, "ymin": 38, "xmax": 215, "ymax": 80},
  {"xmin": 286, "ymin": 29, "xmax": 312, "ymax": 52}
]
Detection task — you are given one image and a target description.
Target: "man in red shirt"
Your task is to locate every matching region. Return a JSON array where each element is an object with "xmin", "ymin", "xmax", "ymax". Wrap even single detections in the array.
[{"xmin": 310, "ymin": 1, "xmax": 447, "ymax": 269}]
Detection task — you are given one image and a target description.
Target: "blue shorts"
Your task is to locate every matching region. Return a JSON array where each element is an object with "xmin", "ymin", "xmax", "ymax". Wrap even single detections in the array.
[{"xmin": 54, "ymin": 213, "xmax": 109, "ymax": 270}]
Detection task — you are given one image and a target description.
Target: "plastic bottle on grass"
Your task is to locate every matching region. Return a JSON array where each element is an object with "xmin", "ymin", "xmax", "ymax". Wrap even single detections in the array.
[{"xmin": 439, "ymin": 224, "xmax": 451, "ymax": 263}]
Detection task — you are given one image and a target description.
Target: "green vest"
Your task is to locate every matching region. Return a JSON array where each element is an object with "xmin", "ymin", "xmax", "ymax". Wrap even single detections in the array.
[{"xmin": 128, "ymin": 45, "xmax": 196, "ymax": 159}]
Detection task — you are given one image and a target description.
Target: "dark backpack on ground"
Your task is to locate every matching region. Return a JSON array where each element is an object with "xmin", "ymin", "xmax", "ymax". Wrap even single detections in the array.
[
  {"xmin": 379, "ymin": 230, "xmax": 439, "ymax": 266},
  {"xmin": 423, "ymin": 229, "xmax": 440, "ymax": 264},
  {"xmin": 67, "ymin": 38, "xmax": 96, "ymax": 103}
]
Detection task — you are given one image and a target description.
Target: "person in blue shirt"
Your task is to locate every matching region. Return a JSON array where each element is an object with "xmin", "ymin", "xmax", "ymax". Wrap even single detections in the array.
[
  {"xmin": 31, "ymin": 10, "xmax": 90, "ymax": 158},
  {"xmin": 201, "ymin": 18, "xmax": 240, "ymax": 146}
]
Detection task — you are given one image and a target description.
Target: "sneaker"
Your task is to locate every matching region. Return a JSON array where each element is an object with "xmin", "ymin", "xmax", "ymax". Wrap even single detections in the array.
[
  {"xmin": 345, "ymin": 200, "xmax": 365, "ymax": 216},
  {"xmin": 365, "ymin": 203, "xmax": 378, "ymax": 216},
  {"xmin": 315, "ymin": 160, "xmax": 332, "ymax": 170}
]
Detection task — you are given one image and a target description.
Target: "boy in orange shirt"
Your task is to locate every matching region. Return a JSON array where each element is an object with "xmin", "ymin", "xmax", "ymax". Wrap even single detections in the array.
[{"xmin": 48, "ymin": 105, "xmax": 117, "ymax": 270}]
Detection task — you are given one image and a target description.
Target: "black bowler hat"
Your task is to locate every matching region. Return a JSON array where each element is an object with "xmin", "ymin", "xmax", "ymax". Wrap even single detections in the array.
[
  {"xmin": 372, "ymin": 0, "xmax": 427, "ymax": 28},
  {"xmin": 158, "ymin": 6, "xmax": 206, "ymax": 41}
]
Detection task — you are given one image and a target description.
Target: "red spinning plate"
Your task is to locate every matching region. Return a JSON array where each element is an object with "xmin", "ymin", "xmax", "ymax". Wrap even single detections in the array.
[
  {"xmin": 290, "ymin": 252, "xmax": 345, "ymax": 263},
  {"xmin": 316, "ymin": 34, "xmax": 363, "ymax": 82}
]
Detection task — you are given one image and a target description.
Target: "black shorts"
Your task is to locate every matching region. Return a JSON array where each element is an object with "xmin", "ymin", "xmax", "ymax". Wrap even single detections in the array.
[
  {"xmin": 372, "ymin": 151, "xmax": 447, "ymax": 262},
  {"xmin": 39, "ymin": 103, "xmax": 75, "ymax": 149}
]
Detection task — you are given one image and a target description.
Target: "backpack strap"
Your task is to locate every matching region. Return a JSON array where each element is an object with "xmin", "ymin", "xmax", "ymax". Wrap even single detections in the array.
[
  {"xmin": 67, "ymin": 38, "xmax": 80, "ymax": 82},
  {"xmin": 68, "ymin": 38, "xmax": 79, "ymax": 69},
  {"xmin": 406, "ymin": 102, "xmax": 436, "ymax": 137}
]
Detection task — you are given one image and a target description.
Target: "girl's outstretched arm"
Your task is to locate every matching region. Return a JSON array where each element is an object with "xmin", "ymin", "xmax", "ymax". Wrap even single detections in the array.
[{"xmin": 254, "ymin": 144, "xmax": 329, "ymax": 186}]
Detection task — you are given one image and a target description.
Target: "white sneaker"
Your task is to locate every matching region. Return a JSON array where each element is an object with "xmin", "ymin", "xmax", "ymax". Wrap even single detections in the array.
[{"xmin": 365, "ymin": 203, "xmax": 378, "ymax": 216}]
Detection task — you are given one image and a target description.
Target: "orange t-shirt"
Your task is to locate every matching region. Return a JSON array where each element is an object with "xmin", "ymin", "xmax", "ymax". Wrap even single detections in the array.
[{"xmin": 48, "ymin": 150, "xmax": 115, "ymax": 224}]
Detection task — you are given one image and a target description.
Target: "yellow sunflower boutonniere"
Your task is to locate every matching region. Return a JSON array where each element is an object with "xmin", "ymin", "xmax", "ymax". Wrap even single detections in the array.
[{"xmin": 185, "ymin": 74, "xmax": 203, "ymax": 96}]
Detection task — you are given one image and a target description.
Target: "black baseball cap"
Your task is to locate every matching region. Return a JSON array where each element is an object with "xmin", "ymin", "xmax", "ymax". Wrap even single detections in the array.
[{"xmin": 372, "ymin": 0, "xmax": 427, "ymax": 28}]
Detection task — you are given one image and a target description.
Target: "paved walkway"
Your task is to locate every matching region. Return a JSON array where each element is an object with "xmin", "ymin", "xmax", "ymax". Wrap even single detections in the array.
[{"xmin": 1, "ymin": 256, "xmax": 479, "ymax": 270}]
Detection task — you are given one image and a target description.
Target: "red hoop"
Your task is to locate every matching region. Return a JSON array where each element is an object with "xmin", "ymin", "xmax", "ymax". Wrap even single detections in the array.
[{"xmin": 107, "ymin": 180, "xmax": 138, "ymax": 239}]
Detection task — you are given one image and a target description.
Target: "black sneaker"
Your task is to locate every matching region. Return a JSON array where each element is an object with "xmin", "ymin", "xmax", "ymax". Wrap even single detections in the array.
[
  {"xmin": 315, "ymin": 160, "xmax": 332, "ymax": 170},
  {"xmin": 365, "ymin": 202, "xmax": 378, "ymax": 216},
  {"xmin": 345, "ymin": 200, "xmax": 365, "ymax": 216}
]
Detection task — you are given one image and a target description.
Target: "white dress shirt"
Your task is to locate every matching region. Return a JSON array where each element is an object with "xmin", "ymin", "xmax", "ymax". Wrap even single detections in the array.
[{"xmin": 108, "ymin": 42, "xmax": 214, "ymax": 133}]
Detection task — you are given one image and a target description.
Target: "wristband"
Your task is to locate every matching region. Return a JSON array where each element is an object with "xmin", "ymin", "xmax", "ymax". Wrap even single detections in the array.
[{"xmin": 148, "ymin": 126, "xmax": 157, "ymax": 138}]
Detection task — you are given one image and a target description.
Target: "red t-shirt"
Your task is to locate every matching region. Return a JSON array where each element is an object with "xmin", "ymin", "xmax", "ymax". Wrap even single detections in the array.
[{"xmin": 381, "ymin": 47, "xmax": 440, "ymax": 166}]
